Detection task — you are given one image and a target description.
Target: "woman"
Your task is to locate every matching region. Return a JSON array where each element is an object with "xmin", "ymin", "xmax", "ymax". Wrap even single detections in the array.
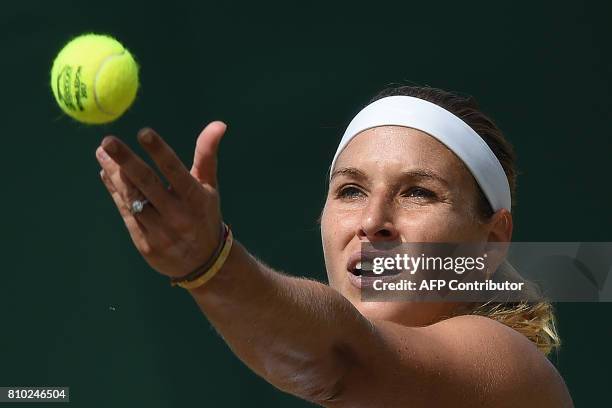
[{"xmin": 95, "ymin": 85, "xmax": 574, "ymax": 407}]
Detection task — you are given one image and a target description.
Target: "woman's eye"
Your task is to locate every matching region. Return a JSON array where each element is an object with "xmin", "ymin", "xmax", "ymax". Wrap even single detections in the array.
[
  {"xmin": 338, "ymin": 186, "xmax": 365, "ymax": 199},
  {"xmin": 404, "ymin": 187, "xmax": 435, "ymax": 199}
]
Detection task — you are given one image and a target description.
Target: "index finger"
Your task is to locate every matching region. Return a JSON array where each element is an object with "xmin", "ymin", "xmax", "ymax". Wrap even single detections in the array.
[
  {"xmin": 136, "ymin": 128, "xmax": 202, "ymax": 199},
  {"xmin": 99, "ymin": 135, "xmax": 178, "ymax": 217}
]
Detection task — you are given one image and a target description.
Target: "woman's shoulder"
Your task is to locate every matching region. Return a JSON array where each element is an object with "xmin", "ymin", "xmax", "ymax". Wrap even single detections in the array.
[{"xmin": 424, "ymin": 314, "xmax": 574, "ymax": 407}]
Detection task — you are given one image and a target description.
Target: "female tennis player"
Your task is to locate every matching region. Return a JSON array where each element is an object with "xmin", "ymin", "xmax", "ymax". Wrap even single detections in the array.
[{"xmin": 95, "ymin": 85, "xmax": 574, "ymax": 407}]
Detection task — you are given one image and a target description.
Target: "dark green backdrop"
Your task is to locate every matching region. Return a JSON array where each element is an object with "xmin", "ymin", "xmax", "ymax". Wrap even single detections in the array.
[{"xmin": 1, "ymin": 1, "xmax": 610, "ymax": 406}]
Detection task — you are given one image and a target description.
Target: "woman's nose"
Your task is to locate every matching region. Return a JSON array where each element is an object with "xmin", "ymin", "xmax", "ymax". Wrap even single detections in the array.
[{"xmin": 356, "ymin": 200, "xmax": 399, "ymax": 242}]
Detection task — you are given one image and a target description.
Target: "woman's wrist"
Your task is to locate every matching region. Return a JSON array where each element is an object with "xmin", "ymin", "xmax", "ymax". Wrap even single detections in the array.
[
  {"xmin": 170, "ymin": 221, "xmax": 231, "ymax": 289},
  {"xmin": 186, "ymin": 237, "xmax": 249, "ymax": 298}
]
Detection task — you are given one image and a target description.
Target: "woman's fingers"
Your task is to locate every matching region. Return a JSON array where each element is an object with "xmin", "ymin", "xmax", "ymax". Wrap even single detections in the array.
[
  {"xmin": 97, "ymin": 147, "xmax": 148, "ymax": 211},
  {"xmin": 98, "ymin": 167, "xmax": 176, "ymax": 256},
  {"xmin": 135, "ymin": 128, "xmax": 202, "ymax": 200},
  {"xmin": 190, "ymin": 121, "xmax": 227, "ymax": 189},
  {"xmin": 98, "ymin": 167, "xmax": 147, "ymax": 241},
  {"xmin": 96, "ymin": 145, "xmax": 172, "ymax": 239},
  {"xmin": 99, "ymin": 136, "xmax": 179, "ymax": 218},
  {"xmin": 96, "ymin": 150, "xmax": 158, "ymax": 225}
]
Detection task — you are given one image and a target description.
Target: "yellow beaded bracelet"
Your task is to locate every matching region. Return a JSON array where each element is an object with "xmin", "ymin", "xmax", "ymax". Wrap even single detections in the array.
[{"xmin": 170, "ymin": 223, "xmax": 234, "ymax": 290}]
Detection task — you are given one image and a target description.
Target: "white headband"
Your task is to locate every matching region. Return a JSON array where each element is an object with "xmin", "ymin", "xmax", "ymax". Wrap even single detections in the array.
[{"xmin": 330, "ymin": 95, "xmax": 511, "ymax": 212}]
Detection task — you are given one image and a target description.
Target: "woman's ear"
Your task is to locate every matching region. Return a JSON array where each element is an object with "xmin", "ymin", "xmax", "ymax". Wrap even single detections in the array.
[
  {"xmin": 487, "ymin": 209, "xmax": 513, "ymax": 243},
  {"xmin": 483, "ymin": 209, "xmax": 513, "ymax": 277}
]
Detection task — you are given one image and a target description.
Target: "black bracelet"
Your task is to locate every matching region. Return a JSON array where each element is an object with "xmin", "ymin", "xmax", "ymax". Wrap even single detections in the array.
[{"xmin": 170, "ymin": 222, "xmax": 227, "ymax": 284}]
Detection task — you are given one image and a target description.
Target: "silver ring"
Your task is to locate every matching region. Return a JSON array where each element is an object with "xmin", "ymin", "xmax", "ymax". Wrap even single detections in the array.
[{"xmin": 130, "ymin": 198, "xmax": 150, "ymax": 215}]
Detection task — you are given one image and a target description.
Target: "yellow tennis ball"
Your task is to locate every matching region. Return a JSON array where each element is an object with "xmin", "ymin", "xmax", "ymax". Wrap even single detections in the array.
[{"xmin": 50, "ymin": 33, "xmax": 139, "ymax": 124}]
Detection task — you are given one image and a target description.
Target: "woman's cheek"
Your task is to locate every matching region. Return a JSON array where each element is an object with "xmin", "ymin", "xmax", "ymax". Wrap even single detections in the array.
[
  {"xmin": 431, "ymin": 214, "xmax": 480, "ymax": 241},
  {"xmin": 399, "ymin": 210, "xmax": 469, "ymax": 242},
  {"xmin": 323, "ymin": 203, "xmax": 360, "ymax": 240},
  {"xmin": 321, "ymin": 209, "xmax": 360, "ymax": 283}
]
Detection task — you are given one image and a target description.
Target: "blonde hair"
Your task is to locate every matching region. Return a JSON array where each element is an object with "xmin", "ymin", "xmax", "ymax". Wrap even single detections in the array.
[
  {"xmin": 470, "ymin": 301, "xmax": 561, "ymax": 355},
  {"xmin": 469, "ymin": 261, "xmax": 561, "ymax": 356}
]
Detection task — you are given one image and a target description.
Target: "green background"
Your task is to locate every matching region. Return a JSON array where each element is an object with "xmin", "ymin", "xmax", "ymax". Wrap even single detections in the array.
[{"xmin": 1, "ymin": 1, "xmax": 610, "ymax": 406}]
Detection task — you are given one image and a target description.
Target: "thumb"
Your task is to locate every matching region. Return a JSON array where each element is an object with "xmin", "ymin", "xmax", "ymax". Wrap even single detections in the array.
[{"xmin": 190, "ymin": 121, "xmax": 227, "ymax": 189}]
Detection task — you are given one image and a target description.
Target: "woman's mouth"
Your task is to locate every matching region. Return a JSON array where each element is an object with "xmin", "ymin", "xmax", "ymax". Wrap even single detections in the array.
[{"xmin": 346, "ymin": 255, "xmax": 403, "ymax": 289}]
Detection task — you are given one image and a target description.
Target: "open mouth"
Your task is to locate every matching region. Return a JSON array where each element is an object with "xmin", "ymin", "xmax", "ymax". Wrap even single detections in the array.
[
  {"xmin": 349, "ymin": 261, "xmax": 364, "ymax": 276},
  {"xmin": 346, "ymin": 251, "xmax": 404, "ymax": 289},
  {"xmin": 346, "ymin": 251, "xmax": 375, "ymax": 276},
  {"xmin": 347, "ymin": 256, "xmax": 404, "ymax": 277}
]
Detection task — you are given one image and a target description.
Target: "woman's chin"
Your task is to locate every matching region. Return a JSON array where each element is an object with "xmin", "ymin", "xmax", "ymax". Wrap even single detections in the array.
[{"xmin": 329, "ymin": 272, "xmax": 443, "ymax": 326}]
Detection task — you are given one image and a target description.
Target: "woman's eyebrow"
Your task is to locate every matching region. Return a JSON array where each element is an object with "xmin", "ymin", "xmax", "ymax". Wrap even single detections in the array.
[
  {"xmin": 331, "ymin": 167, "xmax": 449, "ymax": 187},
  {"xmin": 330, "ymin": 167, "xmax": 367, "ymax": 182},
  {"xmin": 401, "ymin": 169, "xmax": 449, "ymax": 187}
]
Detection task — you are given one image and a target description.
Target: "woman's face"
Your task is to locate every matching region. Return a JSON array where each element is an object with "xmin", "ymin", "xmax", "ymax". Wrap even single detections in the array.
[{"xmin": 321, "ymin": 126, "xmax": 510, "ymax": 326}]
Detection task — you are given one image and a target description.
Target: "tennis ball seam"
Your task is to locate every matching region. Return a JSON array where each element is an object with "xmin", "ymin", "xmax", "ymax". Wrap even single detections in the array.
[{"xmin": 93, "ymin": 50, "xmax": 126, "ymax": 116}]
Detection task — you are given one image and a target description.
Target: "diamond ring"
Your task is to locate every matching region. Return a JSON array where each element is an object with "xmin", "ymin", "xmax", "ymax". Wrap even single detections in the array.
[{"xmin": 130, "ymin": 199, "xmax": 150, "ymax": 215}]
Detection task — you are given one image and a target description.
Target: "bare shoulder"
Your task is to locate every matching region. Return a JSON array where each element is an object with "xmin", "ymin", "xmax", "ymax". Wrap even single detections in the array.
[
  {"xmin": 327, "ymin": 314, "xmax": 574, "ymax": 408},
  {"xmin": 420, "ymin": 314, "xmax": 574, "ymax": 407}
]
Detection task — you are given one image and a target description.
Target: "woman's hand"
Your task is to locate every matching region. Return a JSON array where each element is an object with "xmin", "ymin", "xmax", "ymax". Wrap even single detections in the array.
[{"xmin": 95, "ymin": 121, "xmax": 228, "ymax": 278}]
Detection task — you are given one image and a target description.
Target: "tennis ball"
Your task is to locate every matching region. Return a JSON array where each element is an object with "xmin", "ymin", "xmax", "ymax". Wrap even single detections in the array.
[{"xmin": 50, "ymin": 33, "xmax": 139, "ymax": 124}]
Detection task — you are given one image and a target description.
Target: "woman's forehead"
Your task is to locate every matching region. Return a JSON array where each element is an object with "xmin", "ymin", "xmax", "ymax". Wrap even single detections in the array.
[{"xmin": 333, "ymin": 125, "xmax": 465, "ymax": 177}]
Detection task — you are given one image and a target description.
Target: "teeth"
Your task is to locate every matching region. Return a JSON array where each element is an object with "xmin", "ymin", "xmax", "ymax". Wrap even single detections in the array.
[{"xmin": 356, "ymin": 261, "xmax": 362, "ymax": 270}]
